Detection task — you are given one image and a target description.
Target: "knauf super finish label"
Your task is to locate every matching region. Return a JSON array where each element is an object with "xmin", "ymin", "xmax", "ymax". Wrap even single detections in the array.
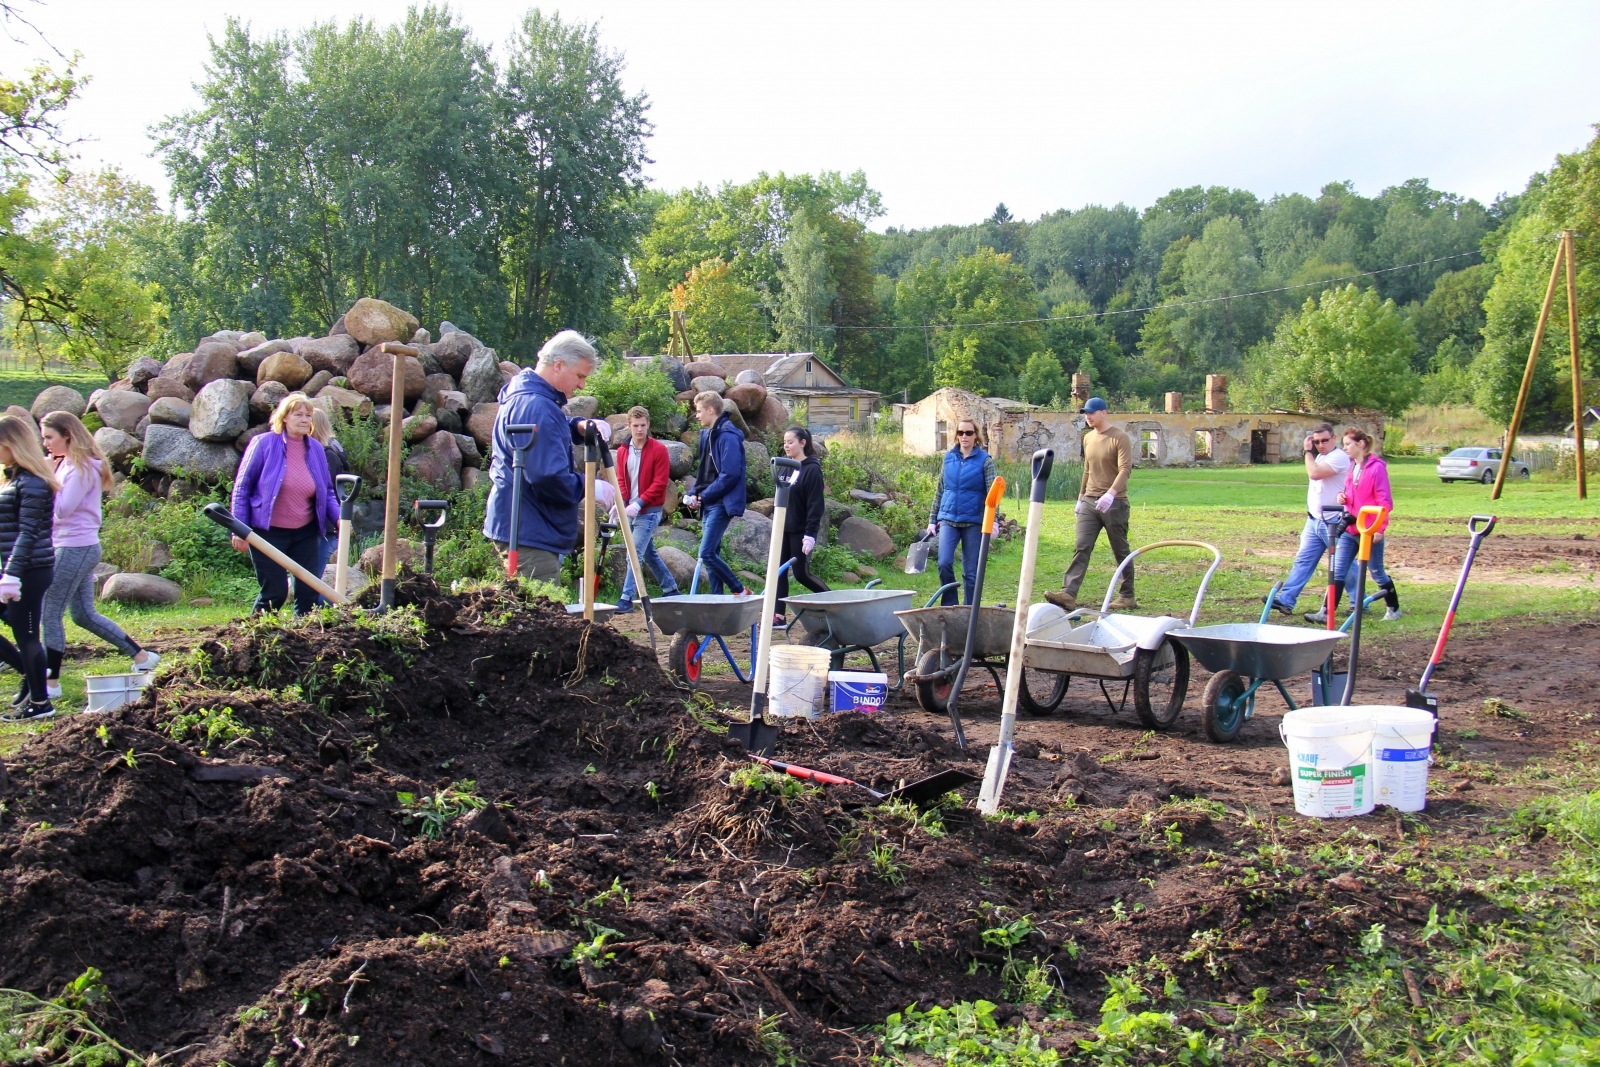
[
  {"xmin": 829, "ymin": 671, "xmax": 887, "ymax": 713},
  {"xmin": 1376, "ymin": 746, "xmax": 1431, "ymax": 812},
  {"xmin": 1294, "ymin": 763, "xmax": 1369, "ymax": 818}
]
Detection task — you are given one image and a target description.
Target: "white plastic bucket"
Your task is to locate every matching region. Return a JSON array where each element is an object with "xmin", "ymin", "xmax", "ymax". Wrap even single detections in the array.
[
  {"xmin": 1279, "ymin": 706, "xmax": 1376, "ymax": 818},
  {"xmin": 85, "ymin": 673, "xmax": 151, "ymax": 714},
  {"xmin": 1372, "ymin": 706, "xmax": 1436, "ymax": 812},
  {"xmin": 767, "ymin": 645, "xmax": 831, "ymax": 719}
]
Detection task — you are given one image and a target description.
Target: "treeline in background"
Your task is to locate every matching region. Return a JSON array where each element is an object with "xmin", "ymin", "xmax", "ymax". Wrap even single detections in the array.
[{"xmin": 2, "ymin": 5, "xmax": 1595, "ymax": 430}]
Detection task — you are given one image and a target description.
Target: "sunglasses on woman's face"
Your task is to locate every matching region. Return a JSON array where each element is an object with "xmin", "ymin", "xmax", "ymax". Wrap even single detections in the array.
[{"xmin": 956, "ymin": 429, "xmax": 976, "ymax": 437}]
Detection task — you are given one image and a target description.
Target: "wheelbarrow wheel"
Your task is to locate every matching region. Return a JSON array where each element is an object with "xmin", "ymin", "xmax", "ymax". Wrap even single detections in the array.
[
  {"xmin": 913, "ymin": 649, "xmax": 953, "ymax": 714},
  {"xmin": 1018, "ymin": 668, "xmax": 1069, "ymax": 716},
  {"xmin": 668, "ymin": 632, "xmax": 704, "ymax": 689},
  {"xmin": 1132, "ymin": 638, "xmax": 1189, "ymax": 730},
  {"xmin": 1202, "ymin": 669, "xmax": 1247, "ymax": 743}
]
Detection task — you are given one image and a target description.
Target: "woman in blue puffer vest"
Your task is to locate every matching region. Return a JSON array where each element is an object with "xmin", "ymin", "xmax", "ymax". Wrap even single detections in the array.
[{"xmin": 924, "ymin": 418, "xmax": 997, "ymax": 606}]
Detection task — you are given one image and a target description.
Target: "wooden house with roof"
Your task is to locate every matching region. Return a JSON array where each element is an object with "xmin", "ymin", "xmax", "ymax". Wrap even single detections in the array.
[{"xmin": 704, "ymin": 352, "xmax": 881, "ymax": 434}]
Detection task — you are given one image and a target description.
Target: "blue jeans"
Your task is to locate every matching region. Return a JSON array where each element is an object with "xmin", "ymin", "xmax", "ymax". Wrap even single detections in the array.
[
  {"xmin": 937, "ymin": 521, "xmax": 983, "ymax": 606},
  {"xmin": 1277, "ymin": 517, "xmax": 1334, "ymax": 607},
  {"xmin": 619, "ymin": 507, "xmax": 681, "ymax": 603},
  {"xmin": 697, "ymin": 503, "xmax": 744, "ymax": 594},
  {"xmin": 1332, "ymin": 533, "xmax": 1395, "ymax": 605}
]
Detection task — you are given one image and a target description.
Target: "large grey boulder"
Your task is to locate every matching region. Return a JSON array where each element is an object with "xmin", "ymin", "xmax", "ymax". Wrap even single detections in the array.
[
  {"xmin": 418, "ymin": 372, "xmax": 457, "ymax": 409},
  {"xmin": 93, "ymin": 427, "xmax": 142, "ymax": 470},
  {"xmin": 431, "ymin": 331, "xmax": 478, "ymax": 377},
  {"xmin": 683, "ymin": 359, "xmax": 728, "ymax": 379},
  {"xmin": 343, "ymin": 297, "xmax": 419, "ymax": 346},
  {"xmin": 743, "ymin": 440, "xmax": 772, "ymax": 500},
  {"xmin": 126, "ymin": 356, "xmax": 165, "ymax": 388},
  {"xmin": 257, "ymin": 351, "xmax": 313, "ymax": 390},
  {"xmin": 302, "ymin": 370, "xmax": 333, "ymax": 397},
  {"xmin": 662, "ymin": 440, "xmax": 693, "ymax": 479},
  {"xmin": 299, "ymin": 334, "xmax": 361, "ymax": 375},
  {"xmin": 146, "ymin": 376, "xmax": 195, "ymax": 403},
  {"xmin": 424, "ymin": 429, "xmax": 462, "ymax": 472},
  {"xmin": 452, "ymin": 433, "xmax": 482, "ymax": 468},
  {"xmin": 184, "ymin": 341, "xmax": 240, "ymax": 390},
  {"xmin": 722, "ymin": 511, "xmax": 773, "ymax": 565},
  {"xmin": 189, "ymin": 379, "xmax": 254, "ymax": 441},
  {"xmin": 837, "ymin": 515, "xmax": 895, "ymax": 558},
  {"xmin": 564, "ymin": 395, "xmax": 599, "ymax": 419},
  {"xmin": 656, "ymin": 545, "xmax": 696, "ymax": 590},
  {"xmin": 689, "ymin": 375, "xmax": 727, "ymax": 395},
  {"xmin": 238, "ymin": 339, "xmax": 293, "ymax": 375},
  {"xmin": 30, "ymin": 386, "xmax": 86, "ymax": 420},
  {"xmin": 148, "ymin": 397, "xmax": 192, "ymax": 427},
  {"xmin": 101, "ymin": 572, "xmax": 182, "ymax": 606},
  {"xmin": 250, "ymin": 381, "xmax": 289, "ymax": 422},
  {"xmin": 348, "ymin": 348, "xmax": 425, "ymax": 403},
  {"xmin": 96, "ymin": 390, "xmax": 152, "ymax": 433},
  {"xmin": 316, "ymin": 385, "xmax": 374, "ymax": 419},
  {"xmin": 657, "ymin": 355, "xmax": 691, "ymax": 392},
  {"xmin": 459, "ymin": 348, "xmax": 504, "ymax": 406},
  {"xmin": 142, "ymin": 424, "xmax": 240, "ymax": 479},
  {"xmin": 734, "ymin": 368, "xmax": 766, "ymax": 388}
]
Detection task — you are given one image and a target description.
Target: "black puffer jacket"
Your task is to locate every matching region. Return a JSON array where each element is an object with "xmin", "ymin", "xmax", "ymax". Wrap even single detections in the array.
[
  {"xmin": 0, "ymin": 468, "xmax": 56, "ymax": 575},
  {"xmin": 782, "ymin": 455, "xmax": 826, "ymax": 537}
]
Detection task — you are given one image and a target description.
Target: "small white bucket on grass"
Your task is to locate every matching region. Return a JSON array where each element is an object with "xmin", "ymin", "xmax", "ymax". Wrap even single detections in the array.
[
  {"xmin": 1279, "ymin": 706, "xmax": 1376, "ymax": 819},
  {"xmin": 1373, "ymin": 706, "xmax": 1436, "ymax": 812},
  {"xmin": 85, "ymin": 673, "xmax": 152, "ymax": 714},
  {"xmin": 767, "ymin": 645, "xmax": 831, "ymax": 719}
]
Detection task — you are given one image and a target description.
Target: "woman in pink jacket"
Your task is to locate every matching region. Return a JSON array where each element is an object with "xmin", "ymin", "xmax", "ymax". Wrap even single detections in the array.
[
  {"xmin": 36, "ymin": 412, "xmax": 159, "ymax": 702},
  {"xmin": 1321, "ymin": 427, "xmax": 1400, "ymax": 623}
]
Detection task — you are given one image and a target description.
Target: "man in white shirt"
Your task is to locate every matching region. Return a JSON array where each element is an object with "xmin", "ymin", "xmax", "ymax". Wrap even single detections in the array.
[{"xmin": 1266, "ymin": 423, "xmax": 1350, "ymax": 617}]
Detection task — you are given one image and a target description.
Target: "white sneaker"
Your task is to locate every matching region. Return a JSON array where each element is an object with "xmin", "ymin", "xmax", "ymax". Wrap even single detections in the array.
[
  {"xmin": 46, "ymin": 680, "xmax": 62, "ymax": 700},
  {"xmin": 1383, "ymin": 608, "xmax": 1403, "ymax": 621},
  {"xmin": 131, "ymin": 650, "xmax": 161, "ymax": 673}
]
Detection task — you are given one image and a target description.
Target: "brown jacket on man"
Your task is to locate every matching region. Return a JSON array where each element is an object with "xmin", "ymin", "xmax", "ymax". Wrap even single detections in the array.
[{"xmin": 1079, "ymin": 425, "xmax": 1133, "ymax": 502}]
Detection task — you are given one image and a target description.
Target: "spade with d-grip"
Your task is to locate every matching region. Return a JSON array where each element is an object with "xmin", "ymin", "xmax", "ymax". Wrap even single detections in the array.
[
  {"xmin": 978, "ymin": 448, "xmax": 1053, "ymax": 816},
  {"xmin": 413, "ymin": 499, "xmax": 450, "ymax": 576},
  {"xmin": 1406, "ymin": 513, "xmax": 1496, "ymax": 715},
  {"xmin": 943, "ymin": 475, "xmax": 1009, "ymax": 753},
  {"xmin": 333, "ymin": 473, "xmax": 361, "ymax": 599},
  {"xmin": 502, "ymin": 424, "xmax": 539, "ymax": 579},
  {"xmin": 203, "ymin": 503, "xmax": 347, "ymax": 605},
  {"xmin": 1339, "ymin": 505, "xmax": 1387, "ymax": 706},
  {"xmin": 728, "ymin": 455, "xmax": 804, "ymax": 755}
]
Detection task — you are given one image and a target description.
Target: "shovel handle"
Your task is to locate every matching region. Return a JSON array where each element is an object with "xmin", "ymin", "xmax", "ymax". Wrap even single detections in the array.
[
  {"xmin": 749, "ymin": 754, "xmax": 858, "ymax": 789},
  {"xmin": 982, "ymin": 476, "xmax": 1006, "ymax": 536},
  {"xmin": 1354, "ymin": 505, "xmax": 1386, "ymax": 562},
  {"xmin": 1468, "ymin": 514, "xmax": 1497, "ymax": 538}
]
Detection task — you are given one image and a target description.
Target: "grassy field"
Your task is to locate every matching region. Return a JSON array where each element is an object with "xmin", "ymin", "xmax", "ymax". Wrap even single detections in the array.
[{"xmin": 0, "ymin": 367, "xmax": 112, "ymax": 412}]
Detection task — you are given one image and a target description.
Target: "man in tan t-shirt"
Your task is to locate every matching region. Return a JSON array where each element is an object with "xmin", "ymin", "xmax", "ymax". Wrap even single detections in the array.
[{"xmin": 1045, "ymin": 397, "xmax": 1137, "ymax": 611}]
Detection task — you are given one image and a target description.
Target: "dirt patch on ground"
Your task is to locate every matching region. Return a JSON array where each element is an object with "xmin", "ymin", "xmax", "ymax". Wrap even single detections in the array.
[{"xmin": 3, "ymin": 586, "xmax": 1594, "ymax": 1065}]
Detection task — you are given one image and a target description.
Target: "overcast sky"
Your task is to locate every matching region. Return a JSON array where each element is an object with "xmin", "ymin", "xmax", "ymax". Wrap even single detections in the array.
[{"xmin": 5, "ymin": 0, "xmax": 1597, "ymax": 229}]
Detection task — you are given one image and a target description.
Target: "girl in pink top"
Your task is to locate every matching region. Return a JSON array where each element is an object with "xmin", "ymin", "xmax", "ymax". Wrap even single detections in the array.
[
  {"xmin": 1331, "ymin": 427, "xmax": 1400, "ymax": 621},
  {"xmin": 37, "ymin": 412, "xmax": 158, "ymax": 704}
]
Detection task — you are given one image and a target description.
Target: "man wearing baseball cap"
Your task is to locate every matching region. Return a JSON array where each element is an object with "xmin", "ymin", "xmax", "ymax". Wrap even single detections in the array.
[{"xmin": 1045, "ymin": 397, "xmax": 1137, "ymax": 612}]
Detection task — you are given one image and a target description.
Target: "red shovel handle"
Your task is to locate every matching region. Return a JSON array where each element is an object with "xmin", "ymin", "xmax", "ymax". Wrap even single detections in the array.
[{"xmin": 749, "ymin": 754, "xmax": 857, "ymax": 789}]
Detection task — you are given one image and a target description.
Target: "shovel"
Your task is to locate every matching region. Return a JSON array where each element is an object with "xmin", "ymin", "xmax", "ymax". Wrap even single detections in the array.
[
  {"xmin": 1340, "ymin": 505, "xmax": 1387, "ymax": 706},
  {"xmin": 377, "ymin": 342, "xmax": 419, "ymax": 611},
  {"xmin": 333, "ymin": 473, "xmax": 361, "ymax": 599},
  {"xmin": 1406, "ymin": 513, "xmax": 1496, "ymax": 715},
  {"xmin": 502, "ymin": 424, "xmax": 540, "ymax": 579},
  {"xmin": 944, "ymin": 475, "xmax": 1008, "ymax": 753},
  {"xmin": 978, "ymin": 448, "xmax": 1054, "ymax": 816},
  {"xmin": 582, "ymin": 422, "xmax": 599, "ymax": 621},
  {"xmin": 729, "ymin": 455, "xmax": 804, "ymax": 755},
  {"xmin": 748, "ymin": 754, "xmax": 978, "ymax": 805},
  {"xmin": 413, "ymin": 499, "xmax": 450, "ymax": 576},
  {"xmin": 594, "ymin": 432, "xmax": 660, "ymax": 653},
  {"xmin": 903, "ymin": 529, "xmax": 935, "ymax": 575},
  {"xmin": 204, "ymin": 503, "xmax": 347, "ymax": 605}
]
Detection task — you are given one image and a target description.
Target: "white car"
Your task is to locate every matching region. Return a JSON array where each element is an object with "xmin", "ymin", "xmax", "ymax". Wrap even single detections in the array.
[{"xmin": 1436, "ymin": 447, "xmax": 1529, "ymax": 483}]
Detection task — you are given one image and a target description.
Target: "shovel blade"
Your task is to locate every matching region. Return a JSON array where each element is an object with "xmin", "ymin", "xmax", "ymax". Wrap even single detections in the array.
[
  {"xmin": 728, "ymin": 720, "xmax": 780, "ymax": 756},
  {"xmin": 887, "ymin": 768, "xmax": 979, "ymax": 805},
  {"xmin": 1404, "ymin": 689, "xmax": 1439, "ymax": 716},
  {"xmin": 976, "ymin": 741, "xmax": 1013, "ymax": 815}
]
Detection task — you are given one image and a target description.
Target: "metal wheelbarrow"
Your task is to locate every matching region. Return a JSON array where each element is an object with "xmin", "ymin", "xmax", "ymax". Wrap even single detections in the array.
[
  {"xmin": 653, "ymin": 558, "xmax": 792, "ymax": 689},
  {"xmin": 784, "ymin": 583, "xmax": 916, "ymax": 687},
  {"xmin": 1168, "ymin": 623, "xmax": 1348, "ymax": 743},
  {"xmin": 1022, "ymin": 541, "xmax": 1222, "ymax": 730},
  {"xmin": 896, "ymin": 585, "xmax": 1068, "ymax": 717}
]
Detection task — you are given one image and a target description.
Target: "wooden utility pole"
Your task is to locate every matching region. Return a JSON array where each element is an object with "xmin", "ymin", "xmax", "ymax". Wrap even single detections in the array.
[
  {"xmin": 1493, "ymin": 239, "xmax": 1567, "ymax": 500},
  {"xmin": 670, "ymin": 311, "xmax": 695, "ymax": 360},
  {"xmin": 1565, "ymin": 230, "xmax": 1587, "ymax": 499}
]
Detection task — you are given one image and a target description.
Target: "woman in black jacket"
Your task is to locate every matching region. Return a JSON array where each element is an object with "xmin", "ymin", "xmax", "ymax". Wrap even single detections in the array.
[
  {"xmin": 775, "ymin": 426, "xmax": 828, "ymax": 625},
  {"xmin": 0, "ymin": 415, "xmax": 58, "ymax": 722}
]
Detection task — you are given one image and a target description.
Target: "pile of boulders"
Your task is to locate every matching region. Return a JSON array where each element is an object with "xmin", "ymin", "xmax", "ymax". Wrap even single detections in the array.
[{"xmin": 22, "ymin": 298, "xmax": 514, "ymax": 495}]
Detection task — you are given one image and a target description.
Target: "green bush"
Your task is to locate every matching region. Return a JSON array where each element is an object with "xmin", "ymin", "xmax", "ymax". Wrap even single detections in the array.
[
  {"xmin": 101, "ymin": 482, "xmax": 258, "ymax": 602},
  {"xmin": 574, "ymin": 355, "xmax": 682, "ymax": 426}
]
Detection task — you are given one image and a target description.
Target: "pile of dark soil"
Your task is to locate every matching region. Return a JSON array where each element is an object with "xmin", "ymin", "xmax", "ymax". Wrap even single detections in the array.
[{"xmin": 0, "ymin": 580, "xmax": 1487, "ymax": 1065}]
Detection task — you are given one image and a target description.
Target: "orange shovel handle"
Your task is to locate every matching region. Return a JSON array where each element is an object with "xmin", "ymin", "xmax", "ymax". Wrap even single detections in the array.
[
  {"xmin": 1355, "ymin": 505, "xmax": 1386, "ymax": 562},
  {"xmin": 982, "ymin": 477, "xmax": 1006, "ymax": 536}
]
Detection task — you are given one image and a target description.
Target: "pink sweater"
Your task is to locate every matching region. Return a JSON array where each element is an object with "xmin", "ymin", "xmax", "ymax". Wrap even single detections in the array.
[
  {"xmin": 52, "ymin": 457, "xmax": 104, "ymax": 548},
  {"xmin": 1342, "ymin": 455, "xmax": 1393, "ymax": 536},
  {"xmin": 269, "ymin": 436, "xmax": 317, "ymax": 529}
]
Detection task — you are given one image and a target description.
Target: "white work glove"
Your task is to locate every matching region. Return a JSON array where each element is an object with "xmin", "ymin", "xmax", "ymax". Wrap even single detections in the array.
[
  {"xmin": 625, "ymin": 500, "xmax": 641, "ymax": 520},
  {"xmin": 585, "ymin": 419, "xmax": 611, "ymax": 442},
  {"xmin": 0, "ymin": 575, "xmax": 18, "ymax": 603},
  {"xmin": 1095, "ymin": 491, "xmax": 1116, "ymax": 513},
  {"xmin": 683, "ymin": 495, "xmax": 700, "ymax": 510},
  {"xmin": 1074, "ymin": 499, "xmax": 1086, "ymax": 516},
  {"xmin": 594, "ymin": 478, "xmax": 617, "ymax": 512},
  {"xmin": 802, "ymin": 535, "xmax": 816, "ymax": 555}
]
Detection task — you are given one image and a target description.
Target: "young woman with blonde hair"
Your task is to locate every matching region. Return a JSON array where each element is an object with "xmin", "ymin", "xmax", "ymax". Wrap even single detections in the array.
[
  {"xmin": 35, "ymin": 411, "xmax": 159, "ymax": 704},
  {"xmin": 0, "ymin": 415, "xmax": 60, "ymax": 721},
  {"xmin": 231, "ymin": 393, "xmax": 340, "ymax": 615}
]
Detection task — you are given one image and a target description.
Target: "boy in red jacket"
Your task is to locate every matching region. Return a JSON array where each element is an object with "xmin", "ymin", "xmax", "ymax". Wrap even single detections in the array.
[{"xmin": 615, "ymin": 406, "xmax": 684, "ymax": 611}]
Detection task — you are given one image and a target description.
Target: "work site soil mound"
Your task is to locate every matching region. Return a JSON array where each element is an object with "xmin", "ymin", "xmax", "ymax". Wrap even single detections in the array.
[{"xmin": 0, "ymin": 582, "xmax": 1528, "ymax": 1065}]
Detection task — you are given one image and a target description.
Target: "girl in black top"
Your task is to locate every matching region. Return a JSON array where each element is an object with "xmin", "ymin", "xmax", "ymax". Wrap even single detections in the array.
[
  {"xmin": 775, "ymin": 426, "xmax": 828, "ymax": 625},
  {"xmin": 0, "ymin": 415, "xmax": 58, "ymax": 721}
]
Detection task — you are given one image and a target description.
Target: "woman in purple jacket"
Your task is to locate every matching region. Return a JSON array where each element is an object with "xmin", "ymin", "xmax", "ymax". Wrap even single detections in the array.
[{"xmin": 231, "ymin": 394, "xmax": 340, "ymax": 615}]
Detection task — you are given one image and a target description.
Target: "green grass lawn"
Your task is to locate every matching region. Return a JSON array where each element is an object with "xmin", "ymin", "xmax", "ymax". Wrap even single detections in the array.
[{"xmin": 0, "ymin": 367, "xmax": 112, "ymax": 412}]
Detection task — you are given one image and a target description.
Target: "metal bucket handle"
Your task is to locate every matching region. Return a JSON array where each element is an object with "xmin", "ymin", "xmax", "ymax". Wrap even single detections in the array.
[{"xmin": 1099, "ymin": 539, "xmax": 1223, "ymax": 626}]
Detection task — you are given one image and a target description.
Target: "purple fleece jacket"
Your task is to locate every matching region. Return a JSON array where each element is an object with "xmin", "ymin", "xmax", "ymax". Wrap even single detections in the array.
[{"xmin": 231, "ymin": 431, "xmax": 340, "ymax": 536}]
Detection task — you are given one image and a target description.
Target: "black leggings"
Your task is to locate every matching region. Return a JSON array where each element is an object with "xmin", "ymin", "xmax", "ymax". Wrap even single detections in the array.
[
  {"xmin": 776, "ymin": 531, "xmax": 828, "ymax": 607},
  {"xmin": 250, "ymin": 523, "xmax": 323, "ymax": 615},
  {"xmin": 0, "ymin": 566, "xmax": 53, "ymax": 705}
]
